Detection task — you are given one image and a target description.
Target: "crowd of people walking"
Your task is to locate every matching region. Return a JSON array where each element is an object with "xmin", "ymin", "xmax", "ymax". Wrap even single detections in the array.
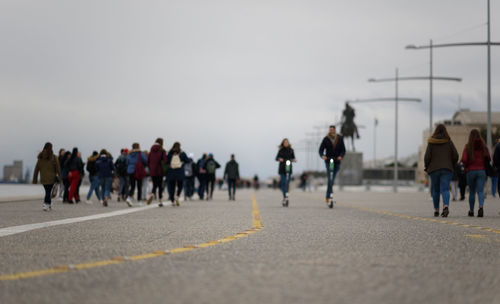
[{"xmin": 32, "ymin": 138, "xmax": 240, "ymax": 211}]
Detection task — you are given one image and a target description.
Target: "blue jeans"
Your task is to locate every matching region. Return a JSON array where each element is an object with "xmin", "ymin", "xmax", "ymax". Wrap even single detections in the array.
[
  {"xmin": 429, "ymin": 169, "xmax": 453, "ymax": 210},
  {"xmin": 325, "ymin": 162, "xmax": 341, "ymax": 199},
  {"xmin": 280, "ymin": 173, "xmax": 290, "ymax": 198},
  {"xmin": 87, "ymin": 175, "xmax": 101, "ymax": 201},
  {"xmin": 467, "ymin": 170, "xmax": 487, "ymax": 211},
  {"xmin": 491, "ymin": 176, "xmax": 498, "ymax": 197},
  {"xmin": 99, "ymin": 177, "xmax": 113, "ymax": 199}
]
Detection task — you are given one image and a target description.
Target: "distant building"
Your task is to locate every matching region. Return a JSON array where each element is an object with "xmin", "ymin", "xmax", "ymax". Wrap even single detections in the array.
[
  {"xmin": 417, "ymin": 109, "xmax": 500, "ymax": 184},
  {"xmin": 3, "ymin": 160, "xmax": 23, "ymax": 183}
]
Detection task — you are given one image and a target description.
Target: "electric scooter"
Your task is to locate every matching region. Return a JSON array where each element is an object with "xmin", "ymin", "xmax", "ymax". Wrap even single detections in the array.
[
  {"xmin": 282, "ymin": 160, "xmax": 291, "ymax": 207},
  {"xmin": 327, "ymin": 158, "xmax": 335, "ymax": 209}
]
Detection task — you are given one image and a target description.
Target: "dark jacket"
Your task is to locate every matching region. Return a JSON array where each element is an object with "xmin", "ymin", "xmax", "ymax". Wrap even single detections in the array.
[
  {"xmin": 424, "ymin": 136, "xmax": 459, "ymax": 174},
  {"xmin": 114, "ymin": 154, "xmax": 128, "ymax": 177},
  {"xmin": 167, "ymin": 151, "xmax": 189, "ymax": 181},
  {"xmin": 96, "ymin": 155, "xmax": 114, "ymax": 178},
  {"xmin": 148, "ymin": 143, "xmax": 167, "ymax": 177},
  {"xmin": 276, "ymin": 147, "xmax": 295, "ymax": 175},
  {"xmin": 493, "ymin": 142, "xmax": 500, "ymax": 170},
  {"xmin": 86, "ymin": 155, "xmax": 99, "ymax": 177},
  {"xmin": 224, "ymin": 160, "xmax": 240, "ymax": 180},
  {"xmin": 33, "ymin": 153, "xmax": 61, "ymax": 185},
  {"xmin": 318, "ymin": 134, "xmax": 346, "ymax": 164},
  {"xmin": 65, "ymin": 157, "xmax": 84, "ymax": 172}
]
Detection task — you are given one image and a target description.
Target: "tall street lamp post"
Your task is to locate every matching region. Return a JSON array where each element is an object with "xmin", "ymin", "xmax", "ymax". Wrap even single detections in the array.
[{"xmin": 406, "ymin": 0, "xmax": 500, "ymax": 150}]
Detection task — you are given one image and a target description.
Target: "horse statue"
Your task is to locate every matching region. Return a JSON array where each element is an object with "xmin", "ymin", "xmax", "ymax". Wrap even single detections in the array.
[{"xmin": 340, "ymin": 102, "xmax": 360, "ymax": 151}]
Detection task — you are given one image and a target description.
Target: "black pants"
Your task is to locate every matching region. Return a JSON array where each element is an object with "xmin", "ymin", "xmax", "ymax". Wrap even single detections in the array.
[
  {"xmin": 206, "ymin": 174, "xmax": 216, "ymax": 199},
  {"xmin": 151, "ymin": 176, "xmax": 164, "ymax": 199},
  {"xmin": 228, "ymin": 178, "xmax": 236, "ymax": 198},
  {"xmin": 129, "ymin": 174, "xmax": 143, "ymax": 201},
  {"xmin": 43, "ymin": 184, "xmax": 54, "ymax": 204},
  {"xmin": 459, "ymin": 177, "xmax": 467, "ymax": 200},
  {"xmin": 184, "ymin": 176, "xmax": 195, "ymax": 198},
  {"xmin": 168, "ymin": 179, "xmax": 183, "ymax": 202},
  {"xmin": 197, "ymin": 175, "xmax": 206, "ymax": 199},
  {"xmin": 63, "ymin": 178, "xmax": 70, "ymax": 201}
]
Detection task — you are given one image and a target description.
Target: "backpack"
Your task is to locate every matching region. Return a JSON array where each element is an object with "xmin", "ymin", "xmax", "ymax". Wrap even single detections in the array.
[
  {"xmin": 206, "ymin": 160, "xmax": 216, "ymax": 174},
  {"xmin": 115, "ymin": 157, "xmax": 127, "ymax": 176},
  {"xmin": 170, "ymin": 154, "xmax": 183, "ymax": 169},
  {"xmin": 134, "ymin": 152, "xmax": 146, "ymax": 180},
  {"xmin": 184, "ymin": 161, "xmax": 193, "ymax": 177}
]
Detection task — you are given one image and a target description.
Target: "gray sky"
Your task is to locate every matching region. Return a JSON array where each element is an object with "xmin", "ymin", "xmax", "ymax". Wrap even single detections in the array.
[{"xmin": 1, "ymin": 0, "xmax": 499, "ymax": 180}]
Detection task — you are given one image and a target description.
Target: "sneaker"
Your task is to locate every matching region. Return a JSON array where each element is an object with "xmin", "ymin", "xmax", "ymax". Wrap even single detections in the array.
[
  {"xmin": 57, "ymin": 197, "xmax": 63, "ymax": 202},
  {"xmin": 103, "ymin": 199, "xmax": 108, "ymax": 207},
  {"xmin": 85, "ymin": 200, "xmax": 93, "ymax": 205},
  {"xmin": 478, "ymin": 208, "xmax": 484, "ymax": 217},
  {"xmin": 126, "ymin": 197, "xmax": 132, "ymax": 207},
  {"xmin": 171, "ymin": 201, "xmax": 176, "ymax": 206},
  {"xmin": 434, "ymin": 211, "xmax": 439, "ymax": 217},
  {"xmin": 43, "ymin": 204, "xmax": 50, "ymax": 211},
  {"xmin": 158, "ymin": 202, "xmax": 164, "ymax": 207},
  {"xmin": 147, "ymin": 195, "xmax": 154, "ymax": 205}
]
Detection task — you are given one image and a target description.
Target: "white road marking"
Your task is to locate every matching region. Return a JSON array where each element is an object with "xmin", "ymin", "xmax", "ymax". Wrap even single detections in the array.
[{"xmin": 0, "ymin": 205, "xmax": 157, "ymax": 237}]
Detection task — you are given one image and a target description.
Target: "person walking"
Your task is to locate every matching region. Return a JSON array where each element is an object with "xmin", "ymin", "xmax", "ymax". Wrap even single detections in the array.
[
  {"xmin": 141, "ymin": 150, "xmax": 150, "ymax": 203},
  {"xmin": 147, "ymin": 138, "xmax": 167, "ymax": 206},
  {"xmin": 86, "ymin": 151, "xmax": 100, "ymax": 204},
  {"xmin": 462, "ymin": 129, "xmax": 491, "ymax": 217},
  {"xmin": 166, "ymin": 142, "xmax": 189, "ymax": 206},
  {"xmin": 196, "ymin": 153, "xmax": 208, "ymax": 200},
  {"xmin": 115, "ymin": 148, "xmax": 129, "ymax": 202},
  {"xmin": 204, "ymin": 153, "xmax": 221, "ymax": 200},
  {"xmin": 126, "ymin": 143, "xmax": 147, "ymax": 207},
  {"xmin": 60, "ymin": 151, "xmax": 71, "ymax": 203},
  {"xmin": 96, "ymin": 149, "xmax": 114, "ymax": 207},
  {"xmin": 183, "ymin": 153, "xmax": 196, "ymax": 201},
  {"xmin": 65, "ymin": 147, "xmax": 84, "ymax": 204},
  {"xmin": 494, "ymin": 139, "xmax": 500, "ymax": 199},
  {"xmin": 32, "ymin": 142, "xmax": 61, "ymax": 211},
  {"xmin": 450, "ymin": 164, "xmax": 459, "ymax": 202},
  {"xmin": 276, "ymin": 138, "xmax": 296, "ymax": 202},
  {"xmin": 57, "ymin": 148, "xmax": 66, "ymax": 200},
  {"xmin": 318, "ymin": 125, "xmax": 346, "ymax": 204},
  {"xmin": 456, "ymin": 162, "xmax": 467, "ymax": 201},
  {"xmin": 224, "ymin": 154, "xmax": 240, "ymax": 201},
  {"xmin": 424, "ymin": 124, "xmax": 459, "ymax": 217}
]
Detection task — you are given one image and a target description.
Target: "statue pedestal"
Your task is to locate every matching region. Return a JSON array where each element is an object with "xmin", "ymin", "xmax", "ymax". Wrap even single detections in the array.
[{"xmin": 338, "ymin": 152, "xmax": 363, "ymax": 186}]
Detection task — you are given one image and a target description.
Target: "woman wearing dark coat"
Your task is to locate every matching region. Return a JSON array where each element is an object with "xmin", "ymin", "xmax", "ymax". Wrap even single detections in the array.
[
  {"xmin": 166, "ymin": 142, "xmax": 189, "ymax": 206},
  {"xmin": 64, "ymin": 147, "xmax": 84, "ymax": 204},
  {"xmin": 424, "ymin": 124, "xmax": 458, "ymax": 217},
  {"xmin": 32, "ymin": 142, "xmax": 61, "ymax": 211},
  {"xmin": 147, "ymin": 138, "xmax": 167, "ymax": 206},
  {"xmin": 276, "ymin": 138, "xmax": 296, "ymax": 200}
]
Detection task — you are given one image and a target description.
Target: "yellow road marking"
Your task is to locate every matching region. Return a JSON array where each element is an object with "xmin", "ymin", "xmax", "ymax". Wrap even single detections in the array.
[
  {"xmin": 0, "ymin": 195, "xmax": 263, "ymax": 282},
  {"xmin": 339, "ymin": 202, "xmax": 500, "ymax": 236}
]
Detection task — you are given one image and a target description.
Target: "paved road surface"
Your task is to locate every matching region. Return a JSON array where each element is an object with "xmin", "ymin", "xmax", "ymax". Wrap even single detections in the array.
[{"xmin": 1, "ymin": 189, "xmax": 500, "ymax": 304}]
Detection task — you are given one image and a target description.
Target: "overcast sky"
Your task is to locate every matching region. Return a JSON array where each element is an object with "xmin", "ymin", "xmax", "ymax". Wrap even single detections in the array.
[{"xmin": 1, "ymin": 0, "xmax": 499, "ymax": 180}]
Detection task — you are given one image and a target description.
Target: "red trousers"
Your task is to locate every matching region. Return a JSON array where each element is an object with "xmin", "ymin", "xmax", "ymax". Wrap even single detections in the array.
[{"xmin": 68, "ymin": 170, "xmax": 81, "ymax": 201}]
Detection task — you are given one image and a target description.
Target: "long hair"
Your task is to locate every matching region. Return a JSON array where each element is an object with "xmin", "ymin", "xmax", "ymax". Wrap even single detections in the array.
[
  {"xmin": 432, "ymin": 124, "xmax": 450, "ymax": 140},
  {"xmin": 170, "ymin": 142, "xmax": 181, "ymax": 154},
  {"xmin": 279, "ymin": 138, "xmax": 291, "ymax": 149},
  {"xmin": 38, "ymin": 142, "xmax": 53, "ymax": 160},
  {"xmin": 155, "ymin": 138, "xmax": 164, "ymax": 147},
  {"xmin": 466, "ymin": 129, "xmax": 486, "ymax": 160},
  {"xmin": 70, "ymin": 147, "xmax": 78, "ymax": 159}
]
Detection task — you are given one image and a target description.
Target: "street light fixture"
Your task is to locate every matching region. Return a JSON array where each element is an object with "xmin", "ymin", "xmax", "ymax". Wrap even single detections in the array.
[
  {"xmin": 350, "ymin": 68, "xmax": 422, "ymax": 192},
  {"xmin": 406, "ymin": 0, "xmax": 500, "ymax": 150}
]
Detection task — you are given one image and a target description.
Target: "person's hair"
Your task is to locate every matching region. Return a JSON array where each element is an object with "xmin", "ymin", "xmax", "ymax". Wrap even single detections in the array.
[
  {"xmin": 279, "ymin": 138, "xmax": 291, "ymax": 149},
  {"xmin": 120, "ymin": 148, "xmax": 124, "ymax": 154},
  {"xmin": 58, "ymin": 148, "xmax": 65, "ymax": 156},
  {"xmin": 155, "ymin": 138, "xmax": 163, "ymax": 147},
  {"xmin": 432, "ymin": 124, "xmax": 450, "ymax": 140},
  {"xmin": 231, "ymin": 154, "xmax": 235, "ymax": 159},
  {"xmin": 70, "ymin": 147, "xmax": 78, "ymax": 159},
  {"xmin": 38, "ymin": 142, "xmax": 53, "ymax": 160},
  {"xmin": 92, "ymin": 151, "xmax": 98, "ymax": 156},
  {"xmin": 99, "ymin": 149, "xmax": 107, "ymax": 156},
  {"xmin": 132, "ymin": 143, "xmax": 140, "ymax": 150},
  {"xmin": 466, "ymin": 129, "xmax": 486, "ymax": 160},
  {"xmin": 170, "ymin": 142, "xmax": 181, "ymax": 154},
  {"xmin": 329, "ymin": 125, "xmax": 336, "ymax": 129}
]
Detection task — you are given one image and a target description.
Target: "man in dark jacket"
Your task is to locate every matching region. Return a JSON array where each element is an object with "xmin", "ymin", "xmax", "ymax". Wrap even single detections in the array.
[
  {"xmin": 224, "ymin": 154, "xmax": 240, "ymax": 201},
  {"xmin": 86, "ymin": 151, "xmax": 100, "ymax": 204},
  {"xmin": 318, "ymin": 125, "xmax": 346, "ymax": 203},
  {"xmin": 197, "ymin": 154, "xmax": 208, "ymax": 200},
  {"xmin": 204, "ymin": 153, "xmax": 221, "ymax": 200}
]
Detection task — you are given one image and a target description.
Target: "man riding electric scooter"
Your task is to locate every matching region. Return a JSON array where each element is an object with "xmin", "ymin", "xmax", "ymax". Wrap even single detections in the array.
[{"xmin": 318, "ymin": 125, "xmax": 346, "ymax": 208}]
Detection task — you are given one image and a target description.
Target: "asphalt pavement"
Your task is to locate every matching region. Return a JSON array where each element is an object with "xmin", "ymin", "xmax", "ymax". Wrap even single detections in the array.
[{"xmin": 1, "ymin": 188, "xmax": 499, "ymax": 304}]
